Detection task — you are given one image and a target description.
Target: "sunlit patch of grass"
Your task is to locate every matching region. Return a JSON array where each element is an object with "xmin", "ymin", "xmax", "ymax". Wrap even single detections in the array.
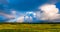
[{"xmin": 0, "ymin": 23, "xmax": 60, "ymax": 32}]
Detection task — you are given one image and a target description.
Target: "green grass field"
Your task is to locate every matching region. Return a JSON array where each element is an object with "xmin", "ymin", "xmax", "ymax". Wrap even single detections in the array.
[{"xmin": 0, "ymin": 24, "xmax": 60, "ymax": 32}]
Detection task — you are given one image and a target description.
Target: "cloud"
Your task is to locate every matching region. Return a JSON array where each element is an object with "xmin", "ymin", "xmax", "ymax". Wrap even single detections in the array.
[
  {"xmin": 0, "ymin": 12, "xmax": 15, "ymax": 19},
  {"xmin": 6, "ymin": 10, "xmax": 27, "ymax": 22},
  {"xmin": 0, "ymin": 10, "xmax": 17, "ymax": 22},
  {"xmin": 38, "ymin": 4, "xmax": 60, "ymax": 21},
  {"xmin": 16, "ymin": 16, "xmax": 24, "ymax": 23}
]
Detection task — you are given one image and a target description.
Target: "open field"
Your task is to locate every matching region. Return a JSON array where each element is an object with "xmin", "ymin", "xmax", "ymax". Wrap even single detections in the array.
[{"xmin": 0, "ymin": 23, "xmax": 60, "ymax": 32}]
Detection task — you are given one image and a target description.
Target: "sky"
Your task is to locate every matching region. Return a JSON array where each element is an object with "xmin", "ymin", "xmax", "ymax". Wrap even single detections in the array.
[{"xmin": 0, "ymin": 0, "xmax": 60, "ymax": 23}]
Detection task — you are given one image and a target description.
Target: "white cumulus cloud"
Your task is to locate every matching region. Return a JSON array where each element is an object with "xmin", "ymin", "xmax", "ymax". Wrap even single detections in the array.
[{"xmin": 38, "ymin": 4, "xmax": 60, "ymax": 21}]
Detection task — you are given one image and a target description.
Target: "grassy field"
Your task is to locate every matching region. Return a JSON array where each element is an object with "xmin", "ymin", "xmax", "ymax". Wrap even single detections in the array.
[{"xmin": 0, "ymin": 23, "xmax": 60, "ymax": 32}]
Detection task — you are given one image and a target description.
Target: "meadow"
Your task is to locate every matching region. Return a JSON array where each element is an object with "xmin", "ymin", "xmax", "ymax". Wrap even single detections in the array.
[{"xmin": 0, "ymin": 23, "xmax": 60, "ymax": 32}]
